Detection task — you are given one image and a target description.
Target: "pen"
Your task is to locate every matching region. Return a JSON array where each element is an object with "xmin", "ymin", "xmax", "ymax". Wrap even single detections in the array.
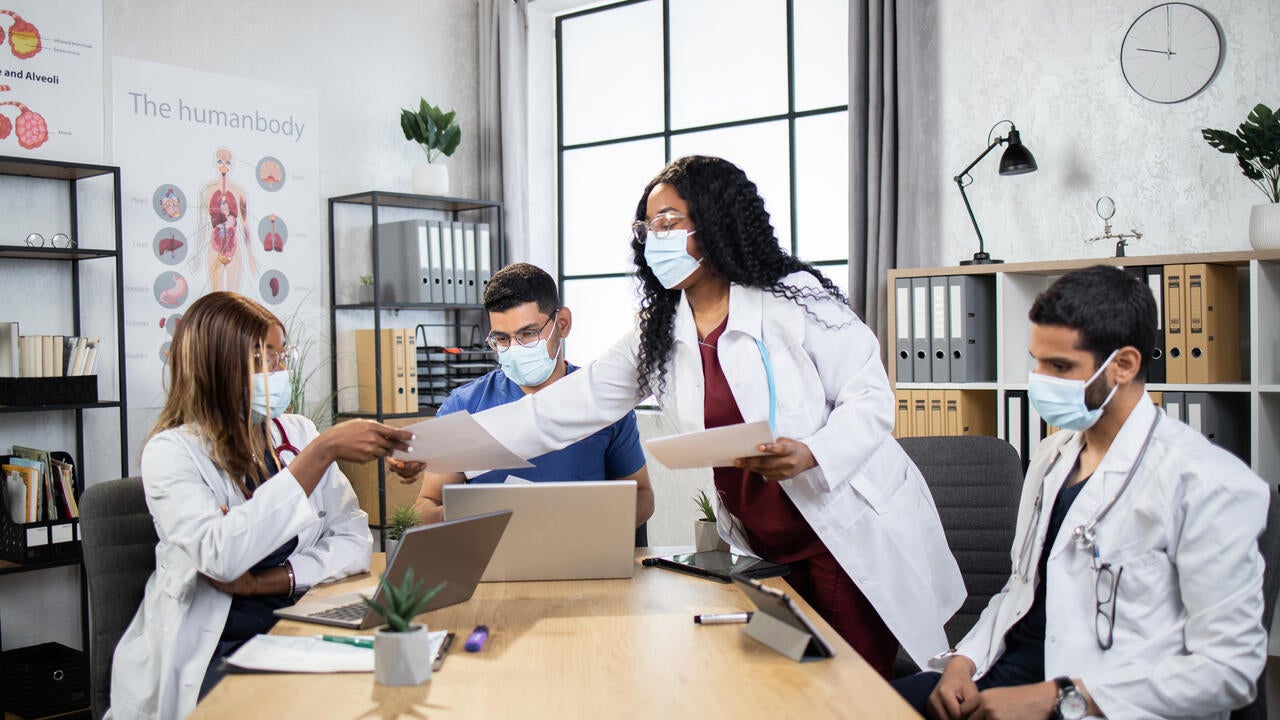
[
  {"xmin": 318, "ymin": 634, "xmax": 374, "ymax": 649},
  {"xmin": 694, "ymin": 612, "xmax": 753, "ymax": 625},
  {"xmin": 465, "ymin": 625, "xmax": 489, "ymax": 652},
  {"xmin": 433, "ymin": 632, "xmax": 455, "ymax": 671}
]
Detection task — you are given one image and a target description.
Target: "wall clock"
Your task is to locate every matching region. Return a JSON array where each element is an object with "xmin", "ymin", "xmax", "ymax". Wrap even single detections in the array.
[{"xmin": 1120, "ymin": 3, "xmax": 1223, "ymax": 103}]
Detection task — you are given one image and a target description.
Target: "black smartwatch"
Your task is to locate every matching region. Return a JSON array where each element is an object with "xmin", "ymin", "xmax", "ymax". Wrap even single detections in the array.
[{"xmin": 1053, "ymin": 676, "xmax": 1087, "ymax": 720}]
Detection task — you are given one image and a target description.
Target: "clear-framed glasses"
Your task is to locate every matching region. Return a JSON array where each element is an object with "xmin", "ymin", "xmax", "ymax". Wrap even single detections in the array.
[
  {"xmin": 1094, "ymin": 562, "xmax": 1122, "ymax": 651},
  {"xmin": 254, "ymin": 345, "xmax": 300, "ymax": 370},
  {"xmin": 631, "ymin": 212, "xmax": 691, "ymax": 243},
  {"xmin": 25, "ymin": 232, "xmax": 76, "ymax": 248},
  {"xmin": 485, "ymin": 309, "xmax": 558, "ymax": 353}
]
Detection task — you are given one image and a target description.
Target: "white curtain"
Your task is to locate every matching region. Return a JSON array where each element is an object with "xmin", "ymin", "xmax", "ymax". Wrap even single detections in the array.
[{"xmin": 478, "ymin": 0, "xmax": 531, "ymax": 266}]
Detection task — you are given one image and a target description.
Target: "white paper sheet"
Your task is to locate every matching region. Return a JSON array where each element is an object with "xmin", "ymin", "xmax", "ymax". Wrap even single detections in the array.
[
  {"xmin": 225, "ymin": 631, "xmax": 448, "ymax": 673},
  {"xmin": 391, "ymin": 411, "xmax": 533, "ymax": 473},
  {"xmin": 643, "ymin": 420, "xmax": 774, "ymax": 470}
]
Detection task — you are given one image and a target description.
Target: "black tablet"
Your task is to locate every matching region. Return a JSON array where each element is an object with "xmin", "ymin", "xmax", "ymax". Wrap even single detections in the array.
[
  {"xmin": 643, "ymin": 550, "xmax": 789, "ymax": 583},
  {"xmin": 732, "ymin": 575, "xmax": 835, "ymax": 660}
]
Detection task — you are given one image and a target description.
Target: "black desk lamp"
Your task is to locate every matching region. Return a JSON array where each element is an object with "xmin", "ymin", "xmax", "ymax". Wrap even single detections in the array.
[{"xmin": 954, "ymin": 120, "xmax": 1038, "ymax": 265}]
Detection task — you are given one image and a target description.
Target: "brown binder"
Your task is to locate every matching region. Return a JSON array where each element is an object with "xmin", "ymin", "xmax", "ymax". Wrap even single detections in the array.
[
  {"xmin": 402, "ymin": 328, "xmax": 419, "ymax": 414},
  {"xmin": 910, "ymin": 390, "xmax": 928, "ymax": 439},
  {"xmin": 943, "ymin": 390, "xmax": 997, "ymax": 436},
  {"xmin": 893, "ymin": 389, "xmax": 912, "ymax": 439},
  {"xmin": 926, "ymin": 390, "xmax": 946, "ymax": 436},
  {"xmin": 1163, "ymin": 265, "xmax": 1187, "ymax": 383},
  {"xmin": 355, "ymin": 328, "xmax": 404, "ymax": 414},
  {"xmin": 1184, "ymin": 263, "xmax": 1240, "ymax": 383}
]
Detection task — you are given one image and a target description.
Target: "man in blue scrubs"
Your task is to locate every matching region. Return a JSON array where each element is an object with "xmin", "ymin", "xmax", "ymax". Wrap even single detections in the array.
[{"xmin": 397, "ymin": 263, "xmax": 654, "ymax": 527}]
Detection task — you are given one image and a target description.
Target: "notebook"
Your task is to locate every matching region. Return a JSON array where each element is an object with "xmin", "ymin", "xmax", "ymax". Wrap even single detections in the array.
[
  {"xmin": 273, "ymin": 509, "xmax": 512, "ymax": 629},
  {"xmin": 443, "ymin": 480, "xmax": 636, "ymax": 582}
]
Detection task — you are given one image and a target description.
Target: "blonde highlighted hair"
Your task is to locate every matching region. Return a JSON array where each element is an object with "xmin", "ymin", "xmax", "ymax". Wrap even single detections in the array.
[{"xmin": 151, "ymin": 291, "xmax": 283, "ymax": 497}]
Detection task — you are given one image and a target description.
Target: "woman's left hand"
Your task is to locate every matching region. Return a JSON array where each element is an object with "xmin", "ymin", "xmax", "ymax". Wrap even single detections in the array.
[
  {"xmin": 206, "ymin": 571, "xmax": 259, "ymax": 596},
  {"xmin": 734, "ymin": 437, "xmax": 817, "ymax": 482}
]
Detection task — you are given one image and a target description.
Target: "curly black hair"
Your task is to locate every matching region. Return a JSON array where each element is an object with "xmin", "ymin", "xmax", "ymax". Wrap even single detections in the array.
[{"xmin": 631, "ymin": 155, "xmax": 850, "ymax": 398}]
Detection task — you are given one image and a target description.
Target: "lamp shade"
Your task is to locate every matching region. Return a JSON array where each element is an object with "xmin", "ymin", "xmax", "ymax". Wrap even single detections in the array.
[{"xmin": 998, "ymin": 128, "xmax": 1037, "ymax": 175}]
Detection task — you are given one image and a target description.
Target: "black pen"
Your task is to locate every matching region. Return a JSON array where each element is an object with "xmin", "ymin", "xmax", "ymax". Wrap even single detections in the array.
[{"xmin": 433, "ymin": 632, "xmax": 456, "ymax": 671}]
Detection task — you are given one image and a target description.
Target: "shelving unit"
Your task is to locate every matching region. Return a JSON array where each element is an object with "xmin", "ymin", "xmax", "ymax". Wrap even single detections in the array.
[
  {"xmin": 0, "ymin": 156, "xmax": 130, "ymax": 683},
  {"xmin": 888, "ymin": 249, "xmax": 1280, "ymax": 485},
  {"xmin": 327, "ymin": 191, "xmax": 503, "ymax": 538}
]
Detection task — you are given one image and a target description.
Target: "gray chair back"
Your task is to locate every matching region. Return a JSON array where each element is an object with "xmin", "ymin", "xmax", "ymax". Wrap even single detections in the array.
[
  {"xmin": 1231, "ymin": 485, "xmax": 1280, "ymax": 720},
  {"xmin": 80, "ymin": 477, "xmax": 158, "ymax": 720},
  {"xmin": 900, "ymin": 435, "xmax": 1025, "ymax": 646}
]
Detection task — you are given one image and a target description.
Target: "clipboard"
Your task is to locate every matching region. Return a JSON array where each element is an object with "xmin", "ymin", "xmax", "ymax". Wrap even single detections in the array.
[{"xmin": 732, "ymin": 576, "xmax": 834, "ymax": 662}]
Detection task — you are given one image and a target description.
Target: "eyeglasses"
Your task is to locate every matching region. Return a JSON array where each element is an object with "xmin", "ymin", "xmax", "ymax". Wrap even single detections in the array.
[
  {"xmin": 25, "ymin": 232, "xmax": 76, "ymax": 249},
  {"xmin": 485, "ymin": 309, "xmax": 558, "ymax": 353},
  {"xmin": 254, "ymin": 345, "xmax": 300, "ymax": 370},
  {"xmin": 1094, "ymin": 562, "xmax": 1122, "ymax": 650},
  {"xmin": 631, "ymin": 212, "xmax": 691, "ymax": 243}
]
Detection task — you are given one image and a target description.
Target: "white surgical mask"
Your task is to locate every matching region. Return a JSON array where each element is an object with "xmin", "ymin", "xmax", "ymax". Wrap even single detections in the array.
[
  {"xmin": 1027, "ymin": 350, "xmax": 1118, "ymax": 432},
  {"xmin": 644, "ymin": 229, "xmax": 701, "ymax": 289},
  {"xmin": 251, "ymin": 370, "xmax": 292, "ymax": 418}
]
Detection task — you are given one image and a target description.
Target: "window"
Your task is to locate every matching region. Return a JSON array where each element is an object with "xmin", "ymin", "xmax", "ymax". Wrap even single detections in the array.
[{"xmin": 557, "ymin": 0, "xmax": 850, "ymax": 362}]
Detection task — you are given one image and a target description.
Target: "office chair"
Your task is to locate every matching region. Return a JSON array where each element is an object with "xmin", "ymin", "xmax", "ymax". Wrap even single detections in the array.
[
  {"xmin": 1231, "ymin": 486, "xmax": 1280, "ymax": 720},
  {"xmin": 79, "ymin": 477, "xmax": 158, "ymax": 720},
  {"xmin": 894, "ymin": 435, "xmax": 1024, "ymax": 676}
]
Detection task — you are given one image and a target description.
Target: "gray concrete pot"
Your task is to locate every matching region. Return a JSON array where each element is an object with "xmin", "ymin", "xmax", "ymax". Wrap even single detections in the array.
[{"xmin": 374, "ymin": 624, "xmax": 432, "ymax": 686}]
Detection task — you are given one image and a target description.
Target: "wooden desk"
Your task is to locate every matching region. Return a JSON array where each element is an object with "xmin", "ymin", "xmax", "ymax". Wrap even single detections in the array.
[{"xmin": 194, "ymin": 551, "xmax": 918, "ymax": 719}]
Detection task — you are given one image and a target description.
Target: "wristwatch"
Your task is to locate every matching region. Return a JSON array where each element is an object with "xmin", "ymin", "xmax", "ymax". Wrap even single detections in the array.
[{"xmin": 1054, "ymin": 677, "xmax": 1088, "ymax": 720}]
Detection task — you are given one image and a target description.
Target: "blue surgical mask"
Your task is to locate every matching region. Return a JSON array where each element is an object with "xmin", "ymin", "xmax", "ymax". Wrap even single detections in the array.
[
  {"xmin": 644, "ymin": 229, "xmax": 701, "ymax": 289},
  {"xmin": 1027, "ymin": 350, "xmax": 1119, "ymax": 431},
  {"xmin": 251, "ymin": 370, "xmax": 292, "ymax": 418},
  {"xmin": 498, "ymin": 327, "xmax": 560, "ymax": 388}
]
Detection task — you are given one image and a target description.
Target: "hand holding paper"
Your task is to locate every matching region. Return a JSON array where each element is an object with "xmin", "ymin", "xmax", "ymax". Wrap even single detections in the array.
[
  {"xmin": 643, "ymin": 421, "xmax": 773, "ymax": 470},
  {"xmin": 391, "ymin": 411, "xmax": 533, "ymax": 474}
]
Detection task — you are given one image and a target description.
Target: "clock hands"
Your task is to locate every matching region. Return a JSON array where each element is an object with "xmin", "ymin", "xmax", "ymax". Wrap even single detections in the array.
[{"xmin": 1134, "ymin": 47, "xmax": 1176, "ymax": 56}]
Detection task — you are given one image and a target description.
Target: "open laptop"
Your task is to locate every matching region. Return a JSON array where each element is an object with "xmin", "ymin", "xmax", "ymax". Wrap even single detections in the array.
[
  {"xmin": 443, "ymin": 481, "xmax": 636, "ymax": 582},
  {"xmin": 274, "ymin": 509, "xmax": 512, "ymax": 629}
]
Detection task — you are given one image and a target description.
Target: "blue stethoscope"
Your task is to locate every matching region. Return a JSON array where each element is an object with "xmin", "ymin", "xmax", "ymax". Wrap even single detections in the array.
[{"xmin": 753, "ymin": 338, "xmax": 777, "ymax": 435}]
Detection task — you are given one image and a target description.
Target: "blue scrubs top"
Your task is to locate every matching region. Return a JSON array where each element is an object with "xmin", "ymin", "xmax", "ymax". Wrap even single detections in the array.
[{"xmin": 438, "ymin": 363, "xmax": 646, "ymax": 484}]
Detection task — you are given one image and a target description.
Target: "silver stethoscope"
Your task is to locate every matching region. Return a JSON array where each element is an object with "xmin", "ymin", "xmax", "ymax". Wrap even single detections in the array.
[{"xmin": 1016, "ymin": 411, "xmax": 1162, "ymax": 581}]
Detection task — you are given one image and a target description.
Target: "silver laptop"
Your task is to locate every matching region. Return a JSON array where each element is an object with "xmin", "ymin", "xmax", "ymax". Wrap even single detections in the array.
[
  {"xmin": 443, "ymin": 481, "xmax": 636, "ymax": 582},
  {"xmin": 274, "ymin": 509, "xmax": 512, "ymax": 629}
]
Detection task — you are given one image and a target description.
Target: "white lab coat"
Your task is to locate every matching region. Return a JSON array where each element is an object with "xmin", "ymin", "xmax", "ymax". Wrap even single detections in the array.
[
  {"xmin": 108, "ymin": 414, "xmax": 372, "ymax": 720},
  {"xmin": 931, "ymin": 396, "xmax": 1267, "ymax": 719},
  {"xmin": 473, "ymin": 271, "xmax": 964, "ymax": 665}
]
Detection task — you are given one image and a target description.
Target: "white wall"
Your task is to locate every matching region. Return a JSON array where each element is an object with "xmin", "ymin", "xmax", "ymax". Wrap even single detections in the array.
[
  {"xmin": 0, "ymin": 0, "xmax": 482, "ymax": 652},
  {"xmin": 903, "ymin": 0, "xmax": 1280, "ymax": 268}
]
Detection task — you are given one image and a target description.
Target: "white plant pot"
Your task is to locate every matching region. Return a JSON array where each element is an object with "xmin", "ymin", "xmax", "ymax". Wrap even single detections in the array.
[
  {"xmin": 1249, "ymin": 203, "xmax": 1280, "ymax": 251},
  {"xmin": 384, "ymin": 537, "xmax": 399, "ymax": 558},
  {"xmin": 374, "ymin": 624, "xmax": 433, "ymax": 686},
  {"xmin": 694, "ymin": 519, "xmax": 728, "ymax": 553},
  {"xmin": 412, "ymin": 162, "xmax": 450, "ymax": 197}
]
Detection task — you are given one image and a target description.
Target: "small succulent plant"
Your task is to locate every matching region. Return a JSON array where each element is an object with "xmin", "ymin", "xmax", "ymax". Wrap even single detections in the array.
[{"xmin": 363, "ymin": 567, "xmax": 445, "ymax": 633}]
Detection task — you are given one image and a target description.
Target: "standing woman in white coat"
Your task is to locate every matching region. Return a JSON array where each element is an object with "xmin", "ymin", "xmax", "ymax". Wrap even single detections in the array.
[
  {"xmin": 469, "ymin": 156, "xmax": 963, "ymax": 677},
  {"xmin": 109, "ymin": 292, "xmax": 412, "ymax": 719}
]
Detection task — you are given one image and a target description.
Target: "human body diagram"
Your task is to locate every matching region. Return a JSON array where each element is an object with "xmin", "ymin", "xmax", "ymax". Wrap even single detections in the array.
[{"xmin": 189, "ymin": 147, "xmax": 259, "ymax": 293}]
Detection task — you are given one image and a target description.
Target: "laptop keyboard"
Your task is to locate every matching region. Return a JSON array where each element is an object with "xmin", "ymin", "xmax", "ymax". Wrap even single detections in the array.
[{"xmin": 309, "ymin": 601, "xmax": 367, "ymax": 622}]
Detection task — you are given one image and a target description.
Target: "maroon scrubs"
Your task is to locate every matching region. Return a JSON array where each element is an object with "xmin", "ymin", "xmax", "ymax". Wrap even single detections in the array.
[{"xmin": 699, "ymin": 318, "xmax": 898, "ymax": 678}]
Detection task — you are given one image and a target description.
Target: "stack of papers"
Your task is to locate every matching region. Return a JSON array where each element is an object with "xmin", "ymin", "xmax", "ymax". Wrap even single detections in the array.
[
  {"xmin": 225, "ymin": 631, "xmax": 449, "ymax": 673},
  {"xmin": 643, "ymin": 421, "xmax": 774, "ymax": 470}
]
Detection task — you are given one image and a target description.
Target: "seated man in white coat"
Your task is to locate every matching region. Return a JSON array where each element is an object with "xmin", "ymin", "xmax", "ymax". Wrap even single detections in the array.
[{"xmin": 892, "ymin": 265, "xmax": 1268, "ymax": 720}]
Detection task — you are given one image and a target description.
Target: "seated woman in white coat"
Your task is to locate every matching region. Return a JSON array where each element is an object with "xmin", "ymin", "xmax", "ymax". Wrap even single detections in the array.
[
  {"xmin": 465, "ymin": 156, "xmax": 963, "ymax": 677},
  {"xmin": 109, "ymin": 292, "xmax": 413, "ymax": 719}
]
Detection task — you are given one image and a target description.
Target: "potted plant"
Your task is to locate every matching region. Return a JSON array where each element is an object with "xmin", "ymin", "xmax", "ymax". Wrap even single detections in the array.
[
  {"xmin": 384, "ymin": 503, "xmax": 421, "ymax": 557},
  {"xmin": 357, "ymin": 274, "xmax": 375, "ymax": 304},
  {"xmin": 1202, "ymin": 103, "xmax": 1280, "ymax": 250},
  {"xmin": 363, "ymin": 567, "xmax": 446, "ymax": 686},
  {"xmin": 400, "ymin": 99, "xmax": 461, "ymax": 196},
  {"xmin": 693, "ymin": 489, "xmax": 728, "ymax": 553}
]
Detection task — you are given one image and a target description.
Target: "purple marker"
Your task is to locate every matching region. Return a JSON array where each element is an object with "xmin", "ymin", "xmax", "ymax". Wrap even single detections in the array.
[{"xmin": 464, "ymin": 625, "xmax": 489, "ymax": 652}]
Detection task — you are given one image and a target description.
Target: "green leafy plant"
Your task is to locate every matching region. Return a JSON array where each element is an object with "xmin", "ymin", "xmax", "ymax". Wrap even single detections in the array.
[
  {"xmin": 400, "ymin": 99, "xmax": 461, "ymax": 164},
  {"xmin": 280, "ymin": 293, "xmax": 343, "ymax": 429},
  {"xmin": 693, "ymin": 489, "xmax": 716, "ymax": 522},
  {"xmin": 363, "ymin": 567, "xmax": 445, "ymax": 633},
  {"xmin": 387, "ymin": 503, "xmax": 422, "ymax": 542},
  {"xmin": 359, "ymin": 274, "xmax": 374, "ymax": 286},
  {"xmin": 1202, "ymin": 103, "xmax": 1280, "ymax": 203}
]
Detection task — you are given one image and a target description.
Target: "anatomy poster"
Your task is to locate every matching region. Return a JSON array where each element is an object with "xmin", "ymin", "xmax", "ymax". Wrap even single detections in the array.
[
  {"xmin": 0, "ymin": 1, "xmax": 104, "ymax": 161},
  {"xmin": 112, "ymin": 57, "xmax": 320, "ymax": 409}
]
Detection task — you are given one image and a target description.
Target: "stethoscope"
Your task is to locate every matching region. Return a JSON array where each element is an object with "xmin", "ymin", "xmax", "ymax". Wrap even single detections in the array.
[
  {"xmin": 1016, "ymin": 411, "xmax": 1162, "ymax": 581},
  {"xmin": 753, "ymin": 337, "xmax": 777, "ymax": 434},
  {"xmin": 270, "ymin": 416, "xmax": 302, "ymax": 466}
]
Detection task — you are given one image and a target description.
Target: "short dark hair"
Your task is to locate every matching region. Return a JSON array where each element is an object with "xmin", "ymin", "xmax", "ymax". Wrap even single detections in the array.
[
  {"xmin": 1029, "ymin": 265, "xmax": 1157, "ymax": 379},
  {"xmin": 483, "ymin": 262, "xmax": 560, "ymax": 315}
]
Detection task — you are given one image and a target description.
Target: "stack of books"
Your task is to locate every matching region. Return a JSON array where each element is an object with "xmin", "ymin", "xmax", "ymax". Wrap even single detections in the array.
[
  {"xmin": 0, "ymin": 323, "xmax": 102, "ymax": 378},
  {"xmin": 2, "ymin": 445, "xmax": 79, "ymax": 524}
]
